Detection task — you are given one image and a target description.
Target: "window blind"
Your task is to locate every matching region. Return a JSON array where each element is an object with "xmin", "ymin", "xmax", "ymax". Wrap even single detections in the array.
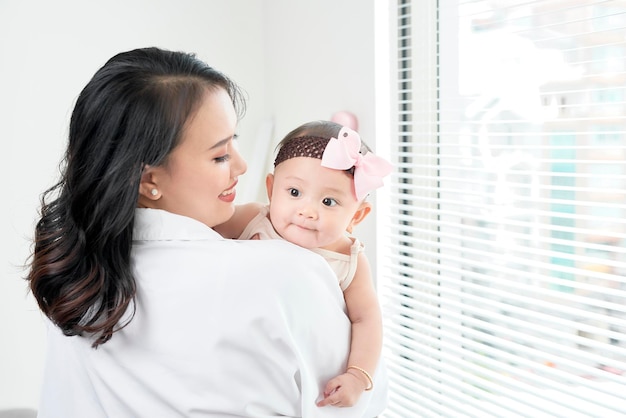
[{"xmin": 379, "ymin": 1, "xmax": 626, "ymax": 417}]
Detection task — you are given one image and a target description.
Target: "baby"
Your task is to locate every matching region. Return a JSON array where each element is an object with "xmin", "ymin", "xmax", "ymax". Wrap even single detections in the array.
[{"xmin": 216, "ymin": 120, "xmax": 392, "ymax": 407}]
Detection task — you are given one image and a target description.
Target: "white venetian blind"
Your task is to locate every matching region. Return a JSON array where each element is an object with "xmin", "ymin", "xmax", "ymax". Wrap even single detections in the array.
[{"xmin": 379, "ymin": 0, "xmax": 626, "ymax": 417}]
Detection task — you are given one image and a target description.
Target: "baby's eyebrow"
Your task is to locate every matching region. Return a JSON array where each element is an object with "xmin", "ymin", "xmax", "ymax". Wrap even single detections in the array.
[
  {"xmin": 325, "ymin": 187, "xmax": 346, "ymax": 195},
  {"xmin": 284, "ymin": 175, "xmax": 305, "ymax": 182}
]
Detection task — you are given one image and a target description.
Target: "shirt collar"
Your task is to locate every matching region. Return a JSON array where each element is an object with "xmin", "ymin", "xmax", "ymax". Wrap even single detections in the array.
[{"xmin": 133, "ymin": 208, "xmax": 223, "ymax": 241}]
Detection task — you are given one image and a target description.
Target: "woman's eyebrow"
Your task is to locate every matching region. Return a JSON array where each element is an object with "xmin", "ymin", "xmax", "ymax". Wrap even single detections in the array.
[{"xmin": 209, "ymin": 136, "xmax": 233, "ymax": 150}]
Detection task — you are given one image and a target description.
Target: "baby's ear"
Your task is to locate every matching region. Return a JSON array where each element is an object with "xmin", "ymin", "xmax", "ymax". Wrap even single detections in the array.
[
  {"xmin": 265, "ymin": 173, "xmax": 275, "ymax": 201},
  {"xmin": 347, "ymin": 202, "xmax": 372, "ymax": 234}
]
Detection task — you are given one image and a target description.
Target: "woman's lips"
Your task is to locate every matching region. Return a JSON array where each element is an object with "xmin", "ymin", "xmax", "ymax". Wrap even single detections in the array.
[{"xmin": 219, "ymin": 180, "xmax": 237, "ymax": 202}]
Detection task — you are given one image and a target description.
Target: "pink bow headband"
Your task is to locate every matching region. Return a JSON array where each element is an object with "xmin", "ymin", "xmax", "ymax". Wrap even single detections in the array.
[{"xmin": 321, "ymin": 127, "xmax": 393, "ymax": 201}]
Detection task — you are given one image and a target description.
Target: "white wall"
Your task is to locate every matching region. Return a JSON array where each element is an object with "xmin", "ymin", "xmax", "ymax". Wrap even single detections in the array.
[
  {"xmin": 262, "ymin": 0, "xmax": 378, "ymax": 270},
  {"xmin": 0, "ymin": 0, "xmax": 377, "ymax": 410}
]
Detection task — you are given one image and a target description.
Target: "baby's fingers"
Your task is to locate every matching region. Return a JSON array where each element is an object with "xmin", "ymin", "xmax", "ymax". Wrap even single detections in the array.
[
  {"xmin": 316, "ymin": 389, "xmax": 343, "ymax": 407},
  {"xmin": 317, "ymin": 374, "xmax": 362, "ymax": 407},
  {"xmin": 316, "ymin": 378, "xmax": 342, "ymax": 407},
  {"xmin": 322, "ymin": 376, "xmax": 343, "ymax": 397}
]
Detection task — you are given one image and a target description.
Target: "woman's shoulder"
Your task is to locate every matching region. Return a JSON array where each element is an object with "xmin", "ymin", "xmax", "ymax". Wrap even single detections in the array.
[{"xmin": 233, "ymin": 238, "xmax": 322, "ymax": 264}]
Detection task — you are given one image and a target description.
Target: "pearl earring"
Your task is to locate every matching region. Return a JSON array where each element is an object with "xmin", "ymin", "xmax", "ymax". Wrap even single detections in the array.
[{"xmin": 150, "ymin": 188, "xmax": 158, "ymax": 196}]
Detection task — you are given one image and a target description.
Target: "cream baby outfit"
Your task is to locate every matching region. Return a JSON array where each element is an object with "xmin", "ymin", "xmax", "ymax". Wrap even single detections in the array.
[{"xmin": 238, "ymin": 205, "xmax": 363, "ymax": 291}]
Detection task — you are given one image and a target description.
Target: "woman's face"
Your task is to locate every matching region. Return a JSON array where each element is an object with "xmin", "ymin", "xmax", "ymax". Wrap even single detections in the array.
[{"xmin": 140, "ymin": 88, "xmax": 247, "ymax": 228}]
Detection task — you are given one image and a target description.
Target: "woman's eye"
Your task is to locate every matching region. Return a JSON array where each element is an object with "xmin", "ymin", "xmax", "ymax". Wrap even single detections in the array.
[
  {"xmin": 214, "ymin": 154, "xmax": 230, "ymax": 163},
  {"xmin": 322, "ymin": 197, "xmax": 338, "ymax": 207},
  {"xmin": 288, "ymin": 188, "xmax": 300, "ymax": 197}
]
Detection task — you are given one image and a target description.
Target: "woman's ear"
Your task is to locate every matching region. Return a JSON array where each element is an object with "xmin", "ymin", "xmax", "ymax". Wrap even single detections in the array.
[
  {"xmin": 138, "ymin": 165, "xmax": 161, "ymax": 204},
  {"xmin": 265, "ymin": 173, "xmax": 275, "ymax": 201},
  {"xmin": 347, "ymin": 201, "xmax": 372, "ymax": 234}
]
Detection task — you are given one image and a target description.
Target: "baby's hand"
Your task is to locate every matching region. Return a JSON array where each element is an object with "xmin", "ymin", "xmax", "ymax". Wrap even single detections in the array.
[{"xmin": 316, "ymin": 372, "xmax": 368, "ymax": 407}]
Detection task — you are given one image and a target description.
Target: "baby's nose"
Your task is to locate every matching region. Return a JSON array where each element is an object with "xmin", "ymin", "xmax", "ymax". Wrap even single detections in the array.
[{"xmin": 298, "ymin": 203, "xmax": 318, "ymax": 219}]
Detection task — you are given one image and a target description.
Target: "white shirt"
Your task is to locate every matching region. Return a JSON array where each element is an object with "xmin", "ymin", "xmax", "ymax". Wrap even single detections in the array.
[{"xmin": 37, "ymin": 209, "xmax": 387, "ymax": 417}]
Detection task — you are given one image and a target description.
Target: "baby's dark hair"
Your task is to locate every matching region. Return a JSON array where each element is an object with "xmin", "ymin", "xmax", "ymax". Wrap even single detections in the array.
[{"xmin": 273, "ymin": 120, "xmax": 371, "ymax": 168}]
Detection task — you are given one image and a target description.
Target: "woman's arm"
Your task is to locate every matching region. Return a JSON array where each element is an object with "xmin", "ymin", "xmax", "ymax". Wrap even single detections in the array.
[
  {"xmin": 213, "ymin": 202, "xmax": 264, "ymax": 238},
  {"xmin": 317, "ymin": 251, "xmax": 383, "ymax": 407}
]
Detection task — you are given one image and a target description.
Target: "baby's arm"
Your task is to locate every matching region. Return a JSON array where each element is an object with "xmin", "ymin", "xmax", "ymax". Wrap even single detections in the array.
[
  {"xmin": 317, "ymin": 252, "xmax": 383, "ymax": 407},
  {"xmin": 213, "ymin": 202, "xmax": 264, "ymax": 239}
]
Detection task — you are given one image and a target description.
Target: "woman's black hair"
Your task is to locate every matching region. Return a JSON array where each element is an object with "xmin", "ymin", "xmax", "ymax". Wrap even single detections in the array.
[{"xmin": 27, "ymin": 47, "xmax": 245, "ymax": 347}]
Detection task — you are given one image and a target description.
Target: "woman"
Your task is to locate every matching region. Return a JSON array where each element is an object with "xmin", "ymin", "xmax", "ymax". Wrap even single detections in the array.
[{"xmin": 27, "ymin": 47, "xmax": 386, "ymax": 417}]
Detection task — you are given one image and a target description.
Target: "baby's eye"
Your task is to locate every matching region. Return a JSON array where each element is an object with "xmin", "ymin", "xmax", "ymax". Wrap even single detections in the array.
[
  {"xmin": 322, "ymin": 197, "xmax": 338, "ymax": 207},
  {"xmin": 288, "ymin": 188, "xmax": 301, "ymax": 197}
]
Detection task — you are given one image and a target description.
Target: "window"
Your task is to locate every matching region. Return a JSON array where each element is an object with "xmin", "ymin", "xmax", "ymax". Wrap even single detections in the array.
[{"xmin": 379, "ymin": 1, "xmax": 626, "ymax": 416}]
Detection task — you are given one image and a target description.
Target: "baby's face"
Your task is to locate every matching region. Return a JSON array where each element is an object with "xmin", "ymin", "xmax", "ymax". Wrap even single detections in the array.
[{"xmin": 267, "ymin": 157, "xmax": 363, "ymax": 250}]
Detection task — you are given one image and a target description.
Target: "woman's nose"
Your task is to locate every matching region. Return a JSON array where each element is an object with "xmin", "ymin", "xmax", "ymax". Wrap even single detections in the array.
[{"xmin": 231, "ymin": 146, "xmax": 247, "ymax": 176}]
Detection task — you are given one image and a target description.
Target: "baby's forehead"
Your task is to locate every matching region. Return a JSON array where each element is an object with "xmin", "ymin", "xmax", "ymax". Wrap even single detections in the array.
[
  {"xmin": 274, "ymin": 156, "xmax": 324, "ymax": 175},
  {"xmin": 274, "ymin": 157, "xmax": 354, "ymax": 189}
]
